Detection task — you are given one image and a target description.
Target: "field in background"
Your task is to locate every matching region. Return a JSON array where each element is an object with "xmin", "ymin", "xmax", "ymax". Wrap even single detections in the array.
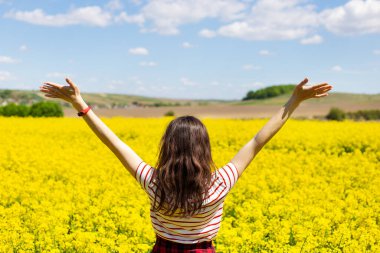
[
  {"xmin": 1, "ymin": 89, "xmax": 380, "ymax": 118},
  {"xmin": 0, "ymin": 117, "xmax": 379, "ymax": 252},
  {"xmin": 64, "ymin": 92, "xmax": 380, "ymax": 118}
]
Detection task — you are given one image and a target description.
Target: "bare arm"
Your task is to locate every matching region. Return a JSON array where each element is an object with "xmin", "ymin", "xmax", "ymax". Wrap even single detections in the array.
[
  {"xmin": 231, "ymin": 78, "xmax": 333, "ymax": 177},
  {"xmin": 39, "ymin": 78, "xmax": 142, "ymax": 177}
]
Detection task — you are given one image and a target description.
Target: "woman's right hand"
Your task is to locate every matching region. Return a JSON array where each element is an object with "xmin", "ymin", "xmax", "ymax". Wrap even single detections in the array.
[
  {"xmin": 39, "ymin": 78, "xmax": 85, "ymax": 107},
  {"xmin": 291, "ymin": 78, "xmax": 333, "ymax": 104}
]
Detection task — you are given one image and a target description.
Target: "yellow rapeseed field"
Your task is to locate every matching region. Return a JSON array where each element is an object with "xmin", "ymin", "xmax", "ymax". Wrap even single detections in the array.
[{"xmin": 0, "ymin": 117, "xmax": 379, "ymax": 252}]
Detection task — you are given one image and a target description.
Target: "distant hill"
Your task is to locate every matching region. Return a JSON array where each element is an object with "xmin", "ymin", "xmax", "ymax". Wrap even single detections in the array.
[
  {"xmin": 0, "ymin": 89, "xmax": 229, "ymax": 109},
  {"xmin": 233, "ymin": 92, "xmax": 380, "ymax": 106},
  {"xmin": 0, "ymin": 88, "xmax": 379, "ymax": 109}
]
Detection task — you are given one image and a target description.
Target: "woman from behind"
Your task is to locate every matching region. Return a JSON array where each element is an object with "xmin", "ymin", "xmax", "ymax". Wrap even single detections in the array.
[
  {"xmin": 147, "ymin": 115, "xmax": 236, "ymax": 252},
  {"xmin": 39, "ymin": 77, "xmax": 332, "ymax": 252}
]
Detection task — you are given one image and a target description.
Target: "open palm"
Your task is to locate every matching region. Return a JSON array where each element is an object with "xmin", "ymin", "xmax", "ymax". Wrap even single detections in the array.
[
  {"xmin": 292, "ymin": 78, "xmax": 332, "ymax": 102},
  {"xmin": 39, "ymin": 78, "xmax": 82, "ymax": 104}
]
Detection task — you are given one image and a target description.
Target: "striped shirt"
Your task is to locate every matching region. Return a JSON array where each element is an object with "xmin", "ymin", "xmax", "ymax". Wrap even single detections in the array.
[{"xmin": 135, "ymin": 161, "xmax": 240, "ymax": 244}]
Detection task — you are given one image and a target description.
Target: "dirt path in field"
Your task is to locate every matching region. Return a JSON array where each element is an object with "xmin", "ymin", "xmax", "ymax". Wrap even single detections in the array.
[{"xmin": 64, "ymin": 102, "xmax": 380, "ymax": 119}]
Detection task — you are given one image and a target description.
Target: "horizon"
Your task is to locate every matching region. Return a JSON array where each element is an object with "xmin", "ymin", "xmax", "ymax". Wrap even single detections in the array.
[
  {"xmin": 0, "ymin": 0, "xmax": 379, "ymax": 99},
  {"xmin": 1, "ymin": 87, "xmax": 379, "ymax": 102}
]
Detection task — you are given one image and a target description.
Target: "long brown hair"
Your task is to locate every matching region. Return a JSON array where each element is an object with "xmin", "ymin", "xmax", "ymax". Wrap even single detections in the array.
[{"xmin": 151, "ymin": 115, "xmax": 217, "ymax": 218}]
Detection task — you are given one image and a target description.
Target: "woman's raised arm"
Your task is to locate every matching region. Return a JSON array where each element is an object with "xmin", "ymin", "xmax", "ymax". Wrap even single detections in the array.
[
  {"xmin": 230, "ymin": 78, "xmax": 332, "ymax": 177},
  {"xmin": 39, "ymin": 78, "xmax": 143, "ymax": 177}
]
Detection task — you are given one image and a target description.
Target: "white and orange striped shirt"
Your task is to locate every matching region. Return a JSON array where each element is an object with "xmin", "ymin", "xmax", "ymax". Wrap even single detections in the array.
[{"xmin": 135, "ymin": 161, "xmax": 240, "ymax": 244}]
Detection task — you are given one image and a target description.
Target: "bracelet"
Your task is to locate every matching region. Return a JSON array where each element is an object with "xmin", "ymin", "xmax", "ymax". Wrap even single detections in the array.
[{"xmin": 77, "ymin": 106, "xmax": 91, "ymax": 116}]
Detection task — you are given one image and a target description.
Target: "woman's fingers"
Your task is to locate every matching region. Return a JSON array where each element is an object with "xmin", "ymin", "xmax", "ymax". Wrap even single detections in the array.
[
  {"xmin": 315, "ymin": 87, "xmax": 332, "ymax": 94},
  {"xmin": 42, "ymin": 90, "xmax": 63, "ymax": 98},
  {"xmin": 315, "ymin": 83, "xmax": 332, "ymax": 89},
  {"xmin": 40, "ymin": 78, "xmax": 81, "ymax": 103},
  {"xmin": 62, "ymin": 86, "xmax": 75, "ymax": 93},
  {"xmin": 44, "ymin": 82, "xmax": 63, "ymax": 89},
  {"xmin": 293, "ymin": 78, "xmax": 333, "ymax": 101},
  {"xmin": 298, "ymin": 78, "xmax": 309, "ymax": 86},
  {"xmin": 43, "ymin": 83, "xmax": 62, "ymax": 90},
  {"xmin": 40, "ymin": 85, "xmax": 63, "ymax": 95},
  {"xmin": 314, "ymin": 86, "xmax": 332, "ymax": 97},
  {"xmin": 65, "ymin": 78, "xmax": 79, "ymax": 94},
  {"xmin": 311, "ymin": 83, "xmax": 332, "ymax": 96},
  {"xmin": 313, "ymin": 87, "xmax": 332, "ymax": 97},
  {"xmin": 41, "ymin": 84, "xmax": 61, "ymax": 94},
  {"xmin": 42, "ymin": 84, "xmax": 71, "ymax": 96},
  {"xmin": 40, "ymin": 85, "xmax": 67, "ymax": 100},
  {"xmin": 312, "ymin": 83, "xmax": 330, "ymax": 89},
  {"xmin": 44, "ymin": 94, "xmax": 60, "ymax": 98},
  {"xmin": 304, "ymin": 81, "xmax": 332, "ymax": 99},
  {"xmin": 320, "ymin": 89, "xmax": 332, "ymax": 95},
  {"xmin": 65, "ymin": 78, "xmax": 75, "ymax": 87},
  {"xmin": 42, "ymin": 90, "xmax": 62, "ymax": 98},
  {"xmin": 40, "ymin": 86, "xmax": 55, "ymax": 94},
  {"xmin": 314, "ymin": 93, "xmax": 329, "ymax": 98}
]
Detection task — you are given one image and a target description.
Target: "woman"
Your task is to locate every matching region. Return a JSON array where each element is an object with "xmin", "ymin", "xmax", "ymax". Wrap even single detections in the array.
[{"xmin": 39, "ymin": 78, "xmax": 332, "ymax": 252}]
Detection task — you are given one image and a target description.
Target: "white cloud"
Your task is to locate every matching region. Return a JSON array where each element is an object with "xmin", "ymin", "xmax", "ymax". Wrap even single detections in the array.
[
  {"xmin": 129, "ymin": 47, "xmax": 149, "ymax": 55},
  {"xmin": 300, "ymin": 34, "xmax": 323, "ymax": 44},
  {"xmin": 320, "ymin": 0, "xmax": 380, "ymax": 35},
  {"xmin": 182, "ymin": 42, "xmax": 194, "ymax": 48},
  {"xmin": 215, "ymin": 0, "xmax": 319, "ymax": 40},
  {"xmin": 115, "ymin": 12, "xmax": 145, "ymax": 25},
  {"xmin": 4, "ymin": 0, "xmax": 379, "ymax": 43},
  {"xmin": 331, "ymin": 65, "xmax": 343, "ymax": 72},
  {"xmin": 139, "ymin": 0, "xmax": 246, "ymax": 34},
  {"xmin": 0, "ymin": 56, "xmax": 18, "ymax": 64},
  {"xmin": 4, "ymin": 6, "xmax": 113, "ymax": 27},
  {"xmin": 242, "ymin": 64, "xmax": 260, "ymax": 70},
  {"xmin": 373, "ymin": 49, "xmax": 380, "ymax": 55},
  {"xmin": 134, "ymin": 0, "xmax": 379, "ymax": 38},
  {"xmin": 19, "ymin": 45, "xmax": 28, "ymax": 51},
  {"xmin": 0, "ymin": 71, "xmax": 12, "ymax": 81},
  {"xmin": 139, "ymin": 61, "xmax": 157, "ymax": 67},
  {"xmin": 180, "ymin": 77, "xmax": 197, "ymax": 86},
  {"xmin": 106, "ymin": 0, "xmax": 123, "ymax": 11},
  {"xmin": 258, "ymin": 50, "xmax": 272, "ymax": 56},
  {"xmin": 199, "ymin": 29, "xmax": 217, "ymax": 38}
]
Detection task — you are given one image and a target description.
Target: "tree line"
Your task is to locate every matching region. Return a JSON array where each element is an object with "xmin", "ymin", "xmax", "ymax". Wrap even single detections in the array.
[
  {"xmin": 0, "ymin": 101, "xmax": 63, "ymax": 117},
  {"xmin": 243, "ymin": 84, "xmax": 296, "ymax": 100},
  {"xmin": 326, "ymin": 107, "xmax": 380, "ymax": 121}
]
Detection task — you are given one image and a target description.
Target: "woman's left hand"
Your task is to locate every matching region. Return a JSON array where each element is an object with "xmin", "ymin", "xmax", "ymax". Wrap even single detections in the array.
[{"xmin": 39, "ymin": 78, "xmax": 84, "ymax": 106}]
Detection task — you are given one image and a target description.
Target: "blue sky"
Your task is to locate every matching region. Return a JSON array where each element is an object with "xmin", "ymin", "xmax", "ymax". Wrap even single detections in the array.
[{"xmin": 0, "ymin": 0, "xmax": 379, "ymax": 99}]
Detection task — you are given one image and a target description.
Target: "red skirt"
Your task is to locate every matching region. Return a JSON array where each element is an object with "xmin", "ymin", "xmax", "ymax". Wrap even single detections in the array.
[{"xmin": 152, "ymin": 235, "xmax": 216, "ymax": 253}]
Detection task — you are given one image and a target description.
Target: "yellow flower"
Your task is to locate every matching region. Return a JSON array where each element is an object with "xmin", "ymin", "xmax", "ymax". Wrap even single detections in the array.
[{"xmin": 0, "ymin": 117, "xmax": 379, "ymax": 252}]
